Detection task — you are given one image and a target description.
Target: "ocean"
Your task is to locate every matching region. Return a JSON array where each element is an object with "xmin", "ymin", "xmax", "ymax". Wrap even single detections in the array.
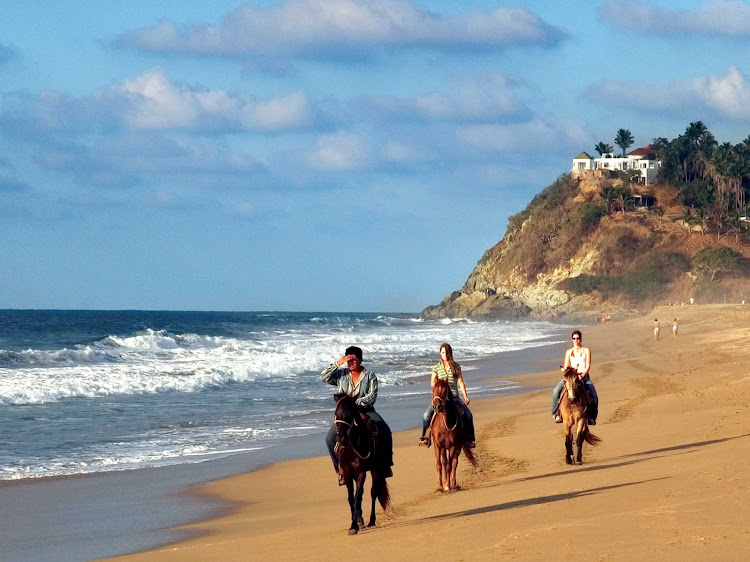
[{"xmin": 0, "ymin": 310, "xmax": 566, "ymax": 481}]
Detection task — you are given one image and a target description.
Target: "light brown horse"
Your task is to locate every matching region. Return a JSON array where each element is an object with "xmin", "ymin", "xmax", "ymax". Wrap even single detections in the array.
[
  {"xmin": 559, "ymin": 367, "xmax": 601, "ymax": 465},
  {"xmin": 429, "ymin": 379, "xmax": 477, "ymax": 492}
]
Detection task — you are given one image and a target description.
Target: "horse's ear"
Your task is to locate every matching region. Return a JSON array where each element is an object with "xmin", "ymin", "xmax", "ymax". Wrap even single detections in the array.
[{"xmin": 334, "ymin": 392, "xmax": 343, "ymax": 402}]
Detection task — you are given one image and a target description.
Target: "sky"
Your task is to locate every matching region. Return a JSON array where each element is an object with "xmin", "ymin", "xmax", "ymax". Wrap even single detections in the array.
[{"xmin": 3, "ymin": 0, "xmax": 750, "ymax": 312}]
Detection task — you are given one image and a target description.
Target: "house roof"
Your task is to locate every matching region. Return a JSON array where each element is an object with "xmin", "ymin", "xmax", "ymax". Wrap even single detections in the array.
[
  {"xmin": 574, "ymin": 151, "xmax": 592, "ymax": 159},
  {"xmin": 627, "ymin": 145, "xmax": 654, "ymax": 157}
]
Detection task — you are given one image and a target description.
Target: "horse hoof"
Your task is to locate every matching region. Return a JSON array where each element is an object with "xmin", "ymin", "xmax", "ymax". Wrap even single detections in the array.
[
  {"xmin": 367, "ymin": 522, "xmax": 376, "ymax": 528},
  {"xmin": 565, "ymin": 458, "xmax": 573, "ymax": 465},
  {"xmin": 575, "ymin": 460, "xmax": 583, "ymax": 465},
  {"xmin": 357, "ymin": 517, "xmax": 365, "ymax": 529},
  {"xmin": 348, "ymin": 528, "xmax": 359, "ymax": 535},
  {"xmin": 443, "ymin": 486, "xmax": 450, "ymax": 493}
]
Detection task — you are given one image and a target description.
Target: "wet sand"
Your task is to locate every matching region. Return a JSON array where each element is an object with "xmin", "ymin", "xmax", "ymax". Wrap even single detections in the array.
[{"xmin": 117, "ymin": 304, "xmax": 750, "ymax": 561}]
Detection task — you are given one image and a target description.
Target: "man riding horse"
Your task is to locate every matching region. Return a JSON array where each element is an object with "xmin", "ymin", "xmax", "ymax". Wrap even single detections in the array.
[{"xmin": 321, "ymin": 346, "xmax": 393, "ymax": 484}]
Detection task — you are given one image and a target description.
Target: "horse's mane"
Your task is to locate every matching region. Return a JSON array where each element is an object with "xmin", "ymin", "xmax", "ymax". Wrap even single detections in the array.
[
  {"xmin": 334, "ymin": 393, "xmax": 358, "ymax": 418},
  {"xmin": 433, "ymin": 378, "xmax": 454, "ymax": 401}
]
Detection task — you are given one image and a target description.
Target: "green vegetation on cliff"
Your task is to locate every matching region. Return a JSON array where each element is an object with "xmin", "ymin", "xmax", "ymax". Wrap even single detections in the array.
[{"xmin": 422, "ymin": 122, "xmax": 750, "ymax": 319}]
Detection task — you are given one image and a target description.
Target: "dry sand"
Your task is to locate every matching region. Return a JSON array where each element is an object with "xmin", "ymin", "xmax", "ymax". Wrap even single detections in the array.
[{"xmin": 116, "ymin": 305, "xmax": 750, "ymax": 561}]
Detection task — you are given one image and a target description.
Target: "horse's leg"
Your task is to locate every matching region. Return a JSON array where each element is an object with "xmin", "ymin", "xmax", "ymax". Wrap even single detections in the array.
[
  {"xmin": 433, "ymin": 441, "xmax": 444, "ymax": 492},
  {"xmin": 575, "ymin": 419, "xmax": 586, "ymax": 465},
  {"xmin": 564, "ymin": 420, "xmax": 574, "ymax": 465},
  {"xmin": 368, "ymin": 470, "xmax": 382, "ymax": 527},
  {"xmin": 346, "ymin": 478, "xmax": 359, "ymax": 535},
  {"xmin": 355, "ymin": 471, "xmax": 366, "ymax": 530},
  {"xmin": 450, "ymin": 446, "xmax": 460, "ymax": 491}
]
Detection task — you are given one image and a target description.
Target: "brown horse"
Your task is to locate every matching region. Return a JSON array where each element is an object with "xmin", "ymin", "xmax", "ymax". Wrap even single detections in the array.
[
  {"xmin": 333, "ymin": 393, "xmax": 391, "ymax": 534},
  {"xmin": 428, "ymin": 379, "xmax": 477, "ymax": 492},
  {"xmin": 559, "ymin": 368, "xmax": 601, "ymax": 465}
]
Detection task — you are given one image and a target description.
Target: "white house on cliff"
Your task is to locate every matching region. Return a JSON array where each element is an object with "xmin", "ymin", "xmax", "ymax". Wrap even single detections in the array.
[{"xmin": 572, "ymin": 145, "xmax": 659, "ymax": 185}]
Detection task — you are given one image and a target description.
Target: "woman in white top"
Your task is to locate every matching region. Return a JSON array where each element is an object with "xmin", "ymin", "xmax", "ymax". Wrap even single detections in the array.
[{"xmin": 552, "ymin": 330, "xmax": 599, "ymax": 425}]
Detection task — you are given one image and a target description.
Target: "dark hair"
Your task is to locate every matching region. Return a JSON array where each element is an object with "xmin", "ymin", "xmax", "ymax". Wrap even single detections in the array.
[
  {"xmin": 571, "ymin": 330, "xmax": 582, "ymax": 341},
  {"xmin": 440, "ymin": 343, "xmax": 459, "ymax": 375},
  {"xmin": 345, "ymin": 346, "xmax": 363, "ymax": 361}
]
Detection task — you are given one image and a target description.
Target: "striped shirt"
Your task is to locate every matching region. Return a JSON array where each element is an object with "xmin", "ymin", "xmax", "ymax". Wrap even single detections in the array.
[
  {"xmin": 432, "ymin": 362, "xmax": 461, "ymax": 400},
  {"xmin": 320, "ymin": 363, "xmax": 378, "ymax": 409}
]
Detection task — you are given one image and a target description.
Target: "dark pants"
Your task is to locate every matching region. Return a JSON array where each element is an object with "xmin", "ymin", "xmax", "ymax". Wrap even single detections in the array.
[
  {"xmin": 326, "ymin": 410, "xmax": 392, "ymax": 472},
  {"xmin": 421, "ymin": 400, "xmax": 475, "ymax": 442}
]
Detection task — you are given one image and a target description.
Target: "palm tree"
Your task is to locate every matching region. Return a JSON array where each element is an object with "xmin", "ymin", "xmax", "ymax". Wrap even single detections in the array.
[
  {"xmin": 614, "ymin": 129, "xmax": 634, "ymax": 157},
  {"xmin": 601, "ymin": 185, "xmax": 619, "ymax": 213},
  {"xmin": 681, "ymin": 206, "xmax": 697, "ymax": 235},
  {"xmin": 594, "ymin": 141, "xmax": 614, "ymax": 156}
]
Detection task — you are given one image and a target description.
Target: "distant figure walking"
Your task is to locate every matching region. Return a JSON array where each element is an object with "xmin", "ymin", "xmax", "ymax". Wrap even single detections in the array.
[
  {"xmin": 672, "ymin": 318, "xmax": 678, "ymax": 338},
  {"xmin": 653, "ymin": 319, "xmax": 660, "ymax": 340}
]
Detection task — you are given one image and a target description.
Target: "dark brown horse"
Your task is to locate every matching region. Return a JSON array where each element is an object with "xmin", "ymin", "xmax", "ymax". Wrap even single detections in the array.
[
  {"xmin": 559, "ymin": 368, "xmax": 601, "ymax": 465},
  {"xmin": 333, "ymin": 393, "xmax": 391, "ymax": 534},
  {"xmin": 428, "ymin": 379, "xmax": 477, "ymax": 492}
]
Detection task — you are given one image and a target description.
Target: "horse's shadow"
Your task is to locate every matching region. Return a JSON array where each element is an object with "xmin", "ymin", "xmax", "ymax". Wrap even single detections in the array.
[
  {"xmin": 394, "ymin": 434, "xmax": 750, "ymax": 527},
  {"xmin": 398, "ymin": 478, "xmax": 667, "ymax": 526}
]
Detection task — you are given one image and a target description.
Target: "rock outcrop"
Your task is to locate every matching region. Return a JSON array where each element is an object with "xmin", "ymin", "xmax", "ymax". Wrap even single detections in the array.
[{"xmin": 421, "ymin": 173, "xmax": 750, "ymax": 320}]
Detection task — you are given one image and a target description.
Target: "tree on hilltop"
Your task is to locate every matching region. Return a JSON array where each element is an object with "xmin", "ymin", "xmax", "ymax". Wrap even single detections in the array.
[
  {"xmin": 615, "ymin": 129, "xmax": 634, "ymax": 157},
  {"xmin": 594, "ymin": 141, "xmax": 614, "ymax": 156},
  {"xmin": 693, "ymin": 246, "xmax": 743, "ymax": 281}
]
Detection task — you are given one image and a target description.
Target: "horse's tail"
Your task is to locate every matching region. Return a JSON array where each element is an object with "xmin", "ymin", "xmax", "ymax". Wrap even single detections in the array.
[
  {"xmin": 375, "ymin": 478, "xmax": 391, "ymax": 510},
  {"xmin": 584, "ymin": 428, "xmax": 601, "ymax": 446},
  {"xmin": 462, "ymin": 443, "xmax": 479, "ymax": 467}
]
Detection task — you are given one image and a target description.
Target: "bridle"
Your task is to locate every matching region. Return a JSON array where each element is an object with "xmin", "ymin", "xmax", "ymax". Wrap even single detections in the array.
[
  {"xmin": 431, "ymin": 391, "xmax": 458, "ymax": 431},
  {"xmin": 333, "ymin": 402, "xmax": 371, "ymax": 460}
]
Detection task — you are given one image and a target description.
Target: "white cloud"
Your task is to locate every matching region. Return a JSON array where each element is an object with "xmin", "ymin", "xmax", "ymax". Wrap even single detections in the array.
[
  {"xmin": 360, "ymin": 73, "xmax": 528, "ymax": 122},
  {"xmin": 380, "ymin": 141, "xmax": 423, "ymax": 163},
  {"xmin": 116, "ymin": 0, "xmax": 564, "ymax": 57},
  {"xmin": 456, "ymin": 117, "xmax": 589, "ymax": 152},
  {"xmin": 586, "ymin": 66, "xmax": 750, "ymax": 119},
  {"xmin": 304, "ymin": 131, "xmax": 369, "ymax": 170},
  {"xmin": 116, "ymin": 68, "xmax": 311, "ymax": 131},
  {"xmin": 3, "ymin": 68, "xmax": 313, "ymax": 133},
  {"xmin": 600, "ymin": 1, "xmax": 750, "ymax": 36}
]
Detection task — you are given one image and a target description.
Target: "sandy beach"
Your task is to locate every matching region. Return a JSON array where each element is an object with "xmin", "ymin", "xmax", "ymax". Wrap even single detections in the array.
[{"xmin": 117, "ymin": 304, "xmax": 750, "ymax": 561}]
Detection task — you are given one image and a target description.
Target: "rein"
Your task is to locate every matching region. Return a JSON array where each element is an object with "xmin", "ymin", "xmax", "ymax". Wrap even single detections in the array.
[
  {"xmin": 432, "ymin": 394, "xmax": 458, "ymax": 431},
  {"xmin": 333, "ymin": 413, "xmax": 371, "ymax": 460}
]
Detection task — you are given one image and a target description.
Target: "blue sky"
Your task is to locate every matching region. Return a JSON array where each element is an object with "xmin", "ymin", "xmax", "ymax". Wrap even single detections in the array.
[{"xmin": 3, "ymin": 0, "xmax": 750, "ymax": 311}]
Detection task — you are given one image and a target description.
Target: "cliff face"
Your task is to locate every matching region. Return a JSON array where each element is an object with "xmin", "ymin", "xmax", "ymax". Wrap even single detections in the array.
[{"xmin": 422, "ymin": 174, "xmax": 750, "ymax": 320}]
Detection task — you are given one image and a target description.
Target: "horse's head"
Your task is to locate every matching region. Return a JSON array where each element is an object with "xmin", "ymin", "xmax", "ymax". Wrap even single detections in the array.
[
  {"xmin": 431, "ymin": 379, "xmax": 453, "ymax": 412},
  {"xmin": 562, "ymin": 367, "xmax": 583, "ymax": 401},
  {"xmin": 333, "ymin": 393, "xmax": 359, "ymax": 447}
]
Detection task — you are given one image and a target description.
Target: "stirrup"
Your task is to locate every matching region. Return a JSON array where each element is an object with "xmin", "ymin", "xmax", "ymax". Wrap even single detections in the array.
[{"xmin": 588, "ymin": 418, "xmax": 596, "ymax": 426}]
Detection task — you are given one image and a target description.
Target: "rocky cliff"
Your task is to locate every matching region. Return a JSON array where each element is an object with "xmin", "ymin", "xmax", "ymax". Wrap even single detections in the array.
[{"xmin": 422, "ymin": 174, "xmax": 750, "ymax": 320}]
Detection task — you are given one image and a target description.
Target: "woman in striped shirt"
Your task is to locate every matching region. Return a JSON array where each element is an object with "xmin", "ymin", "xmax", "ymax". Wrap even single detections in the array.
[{"xmin": 419, "ymin": 343, "xmax": 475, "ymax": 448}]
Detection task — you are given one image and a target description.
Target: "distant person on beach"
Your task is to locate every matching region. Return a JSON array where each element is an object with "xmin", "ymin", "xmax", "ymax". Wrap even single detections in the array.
[
  {"xmin": 321, "ymin": 346, "xmax": 393, "ymax": 484},
  {"xmin": 419, "ymin": 343, "xmax": 475, "ymax": 448},
  {"xmin": 653, "ymin": 319, "xmax": 660, "ymax": 340},
  {"xmin": 552, "ymin": 330, "xmax": 598, "ymax": 425},
  {"xmin": 672, "ymin": 318, "xmax": 678, "ymax": 338}
]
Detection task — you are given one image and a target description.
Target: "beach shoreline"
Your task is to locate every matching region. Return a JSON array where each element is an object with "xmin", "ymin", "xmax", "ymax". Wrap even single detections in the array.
[
  {"xmin": 115, "ymin": 304, "xmax": 750, "ymax": 561},
  {"xmin": 1, "ymin": 327, "xmax": 569, "ymax": 561}
]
